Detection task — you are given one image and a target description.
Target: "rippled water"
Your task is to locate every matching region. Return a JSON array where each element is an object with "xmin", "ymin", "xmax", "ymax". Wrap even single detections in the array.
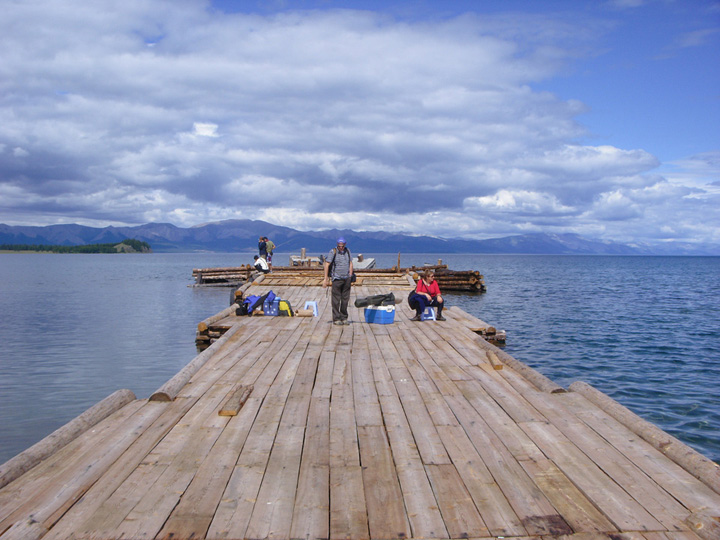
[{"xmin": 1, "ymin": 253, "xmax": 718, "ymax": 464}]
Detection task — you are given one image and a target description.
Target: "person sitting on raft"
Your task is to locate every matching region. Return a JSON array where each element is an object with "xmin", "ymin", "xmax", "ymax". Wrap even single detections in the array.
[
  {"xmin": 410, "ymin": 269, "xmax": 446, "ymax": 321},
  {"xmin": 253, "ymin": 255, "xmax": 270, "ymax": 274}
]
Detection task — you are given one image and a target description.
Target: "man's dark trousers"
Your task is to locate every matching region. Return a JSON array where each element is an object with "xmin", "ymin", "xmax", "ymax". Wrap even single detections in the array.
[{"xmin": 331, "ymin": 276, "xmax": 352, "ymax": 321}]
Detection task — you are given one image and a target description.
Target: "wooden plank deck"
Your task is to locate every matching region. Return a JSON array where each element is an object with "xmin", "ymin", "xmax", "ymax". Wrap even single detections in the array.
[{"xmin": 1, "ymin": 277, "xmax": 719, "ymax": 540}]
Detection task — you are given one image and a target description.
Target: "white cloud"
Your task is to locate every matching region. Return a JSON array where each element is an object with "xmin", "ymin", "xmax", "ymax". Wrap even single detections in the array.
[
  {"xmin": 465, "ymin": 189, "xmax": 575, "ymax": 216},
  {"xmin": 193, "ymin": 123, "xmax": 219, "ymax": 137},
  {"xmin": 0, "ymin": 0, "xmax": 716, "ymax": 245}
]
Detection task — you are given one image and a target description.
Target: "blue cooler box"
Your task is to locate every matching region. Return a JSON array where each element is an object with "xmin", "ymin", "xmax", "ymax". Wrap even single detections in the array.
[
  {"xmin": 364, "ymin": 305, "xmax": 395, "ymax": 324},
  {"xmin": 264, "ymin": 298, "xmax": 280, "ymax": 316}
]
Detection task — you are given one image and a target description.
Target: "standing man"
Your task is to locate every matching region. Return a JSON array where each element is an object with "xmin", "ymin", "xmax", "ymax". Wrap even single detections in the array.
[
  {"xmin": 258, "ymin": 236, "xmax": 267, "ymax": 260},
  {"xmin": 264, "ymin": 237, "xmax": 275, "ymax": 270},
  {"xmin": 323, "ymin": 237, "xmax": 354, "ymax": 325}
]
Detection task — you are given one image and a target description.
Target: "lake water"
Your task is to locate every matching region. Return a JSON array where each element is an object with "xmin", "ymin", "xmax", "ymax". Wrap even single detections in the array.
[{"xmin": 1, "ymin": 252, "xmax": 718, "ymax": 465}]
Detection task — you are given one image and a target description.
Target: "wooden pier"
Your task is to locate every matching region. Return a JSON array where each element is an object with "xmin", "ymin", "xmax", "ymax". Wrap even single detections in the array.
[{"xmin": 1, "ymin": 274, "xmax": 718, "ymax": 540}]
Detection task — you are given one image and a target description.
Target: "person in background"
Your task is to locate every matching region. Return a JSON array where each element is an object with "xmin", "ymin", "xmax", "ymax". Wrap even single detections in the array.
[
  {"xmin": 253, "ymin": 255, "xmax": 270, "ymax": 274},
  {"xmin": 264, "ymin": 237, "xmax": 275, "ymax": 270},
  {"xmin": 410, "ymin": 269, "xmax": 446, "ymax": 321},
  {"xmin": 323, "ymin": 237, "xmax": 354, "ymax": 325},
  {"xmin": 258, "ymin": 236, "xmax": 267, "ymax": 260}
]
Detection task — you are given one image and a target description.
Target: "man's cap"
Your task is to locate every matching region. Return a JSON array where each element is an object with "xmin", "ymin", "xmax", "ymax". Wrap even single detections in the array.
[{"xmin": 337, "ymin": 237, "xmax": 346, "ymax": 244}]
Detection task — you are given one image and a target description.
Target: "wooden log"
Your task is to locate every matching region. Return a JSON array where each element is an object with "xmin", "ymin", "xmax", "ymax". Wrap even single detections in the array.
[
  {"xmin": 406, "ymin": 264, "xmax": 448, "ymax": 271},
  {"xmin": 569, "ymin": 381, "xmax": 720, "ymax": 495},
  {"xmin": 296, "ymin": 309, "xmax": 315, "ymax": 317},
  {"xmin": 0, "ymin": 388, "xmax": 136, "ymax": 489},
  {"xmin": 151, "ymin": 324, "xmax": 242, "ymax": 402},
  {"xmin": 192, "ymin": 266, "xmax": 250, "ymax": 274},
  {"xmin": 197, "ymin": 303, "xmax": 238, "ymax": 333},
  {"xmin": 434, "ymin": 275, "xmax": 480, "ymax": 283},
  {"xmin": 218, "ymin": 385, "xmax": 254, "ymax": 416}
]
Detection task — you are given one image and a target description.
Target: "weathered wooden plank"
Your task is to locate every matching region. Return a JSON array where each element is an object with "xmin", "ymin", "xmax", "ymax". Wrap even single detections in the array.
[
  {"xmin": 155, "ymin": 395, "xmax": 266, "ymax": 540},
  {"xmin": 444, "ymin": 394, "xmax": 572, "ymax": 537},
  {"xmin": 330, "ymin": 466, "xmax": 370, "ymax": 540},
  {"xmin": 520, "ymin": 420, "xmax": 664, "ymax": 532},
  {"xmin": 455, "ymin": 380, "xmax": 547, "ymax": 462},
  {"xmin": 64, "ymin": 380, "xmax": 235, "ymax": 538},
  {"xmin": 351, "ymin": 325, "xmax": 383, "ymax": 427},
  {"xmin": 244, "ymin": 333, "xmax": 322, "ymax": 539},
  {"xmin": 365, "ymin": 334, "xmax": 449, "ymax": 538},
  {"xmin": 518, "ymin": 456, "xmax": 618, "ymax": 534},
  {"xmin": 367, "ymin": 330, "xmax": 450, "ymax": 466},
  {"xmin": 436, "ymin": 424, "xmax": 527, "ymax": 537},
  {"xmin": 290, "ymin": 397, "xmax": 330, "ymax": 540},
  {"xmin": 207, "ymin": 345, "xmax": 307, "ymax": 539},
  {"xmin": 394, "ymin": 351, "xmax": 459, "ymax": 427},
  {"xmin": 330, "ymin": 351, "xmax": 359, "ymax": 469},
  {"xmin": 425, "ymin": 463, "xmax": 490, "ymax": 538},
  {"xmin": 244, "ymin": 425, "xmax": 305, "ymax": 540},
  {"xmin": 524, "ymin": 391, "xmax": 690, "ymax": 531},
  {"xmin": 110, "ymin": 425, "xmax": 226, "ymax": 539},
  {"xmin": 357, "ymin": 425, "xmax": 411, "ymax": 540},
  {"xmin": 218, "ymin": 384, "xmax": 254, "ymax": 416},
  {"xmin": 154, "ymin": 327, "xmax": 303, "ymax": 540}
]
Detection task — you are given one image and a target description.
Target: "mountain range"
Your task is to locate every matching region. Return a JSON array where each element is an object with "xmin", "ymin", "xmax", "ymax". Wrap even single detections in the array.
[{"xmin": 1, "ymin": 220, "xmax": 718, "ymax": 256}]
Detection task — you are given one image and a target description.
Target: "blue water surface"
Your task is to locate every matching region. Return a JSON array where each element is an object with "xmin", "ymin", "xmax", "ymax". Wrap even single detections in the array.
[{"xmin": 0, "ymin": 252, "xmax": 718, "ymax": 464}]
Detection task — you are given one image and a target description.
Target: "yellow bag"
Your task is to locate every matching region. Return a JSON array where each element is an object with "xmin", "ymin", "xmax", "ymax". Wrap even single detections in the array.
[{"xmin": 278, "ymin": 300, "xmax": 294, "ymax": 316}]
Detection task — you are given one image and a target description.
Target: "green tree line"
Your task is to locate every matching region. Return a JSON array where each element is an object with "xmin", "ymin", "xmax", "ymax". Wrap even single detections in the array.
[{"xmin": 1, "ymin": 239, "xmax": 151, "ymax": 253}]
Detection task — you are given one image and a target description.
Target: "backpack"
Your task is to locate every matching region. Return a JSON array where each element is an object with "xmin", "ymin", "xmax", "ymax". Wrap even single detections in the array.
[
  {"xmin": 278, "ymin": 299, "xmax": 294, "ymax": 316},
  {"xmin": 408, "ymin": 289, "xmax": 420, "ymax": 310},
  {"xmin": 239, "ymin": 294, "xmax": 260, "ymax": 316}
]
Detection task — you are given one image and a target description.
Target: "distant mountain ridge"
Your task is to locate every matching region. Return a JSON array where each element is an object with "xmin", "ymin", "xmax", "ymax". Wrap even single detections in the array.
[{"xmin": 1, "ymin": 220, "xmax": 718, "ymax": 255}]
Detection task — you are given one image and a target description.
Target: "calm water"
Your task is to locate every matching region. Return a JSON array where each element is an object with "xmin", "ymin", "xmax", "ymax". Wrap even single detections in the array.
[{"xmin": 0, "ymin": 253, "xmax": 718, "ymax": 464}]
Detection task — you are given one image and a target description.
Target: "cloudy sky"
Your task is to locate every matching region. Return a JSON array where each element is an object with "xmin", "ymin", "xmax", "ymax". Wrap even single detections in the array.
[{"xmin": 1, "ymin": 0, "xmax": 718, "ymax": 245}]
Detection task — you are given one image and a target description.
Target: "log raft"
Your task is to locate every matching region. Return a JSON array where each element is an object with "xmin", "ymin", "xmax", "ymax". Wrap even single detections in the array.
[
  {"xmin": 192, "ymin": 258, "xmax": 486, "ymax": 292},
  {"xmin": 2, "ymin": 274, "xmax": 718, "ymax": 540}
]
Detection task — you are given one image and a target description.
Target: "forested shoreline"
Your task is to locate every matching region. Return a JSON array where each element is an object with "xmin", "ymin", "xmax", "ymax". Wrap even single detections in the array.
[{"xmin": 0, "ymin": 239, "xmax": 151, "ymax": 253}]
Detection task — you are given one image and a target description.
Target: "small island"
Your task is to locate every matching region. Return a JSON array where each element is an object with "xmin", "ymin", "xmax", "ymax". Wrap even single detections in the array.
[{"xmin": 0, "ymin": 239, "xmax": 152, "ymax": 254}]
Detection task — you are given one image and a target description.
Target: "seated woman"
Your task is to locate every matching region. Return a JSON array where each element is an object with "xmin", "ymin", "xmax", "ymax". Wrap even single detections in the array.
[{"xmin": 409, "ymin": 269, "xmax": 445, "ymax": 321}]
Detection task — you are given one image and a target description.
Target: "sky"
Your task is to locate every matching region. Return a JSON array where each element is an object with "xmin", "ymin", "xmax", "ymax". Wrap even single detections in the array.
[{"xmin": 1, "ymin": 0, "xmax": 718, "ymax": 246}]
